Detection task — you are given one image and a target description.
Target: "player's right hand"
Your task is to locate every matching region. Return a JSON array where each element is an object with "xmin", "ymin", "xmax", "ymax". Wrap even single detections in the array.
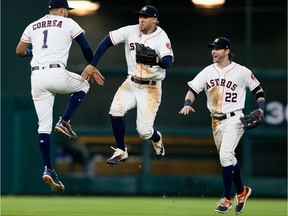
[
  {"xmin": 81, "ymin": 64, "xmax": 96, "ymax": 80},
  {"xmin": 178, "ymin": 106, "xmax": 195, "ymax": 115},
  {"xmin": 91, "ymin": 69, "xmax": 105, "ymax": 86}
]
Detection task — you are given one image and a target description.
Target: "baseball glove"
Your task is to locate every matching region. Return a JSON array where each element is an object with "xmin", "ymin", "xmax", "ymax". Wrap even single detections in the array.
[
  {"xmin": 240, "ymin": 109, "xmax": 264, "ymax": 130},
  {"xmin": 136, "ymin": 43, "xmax": 159, "ymax": 66}
]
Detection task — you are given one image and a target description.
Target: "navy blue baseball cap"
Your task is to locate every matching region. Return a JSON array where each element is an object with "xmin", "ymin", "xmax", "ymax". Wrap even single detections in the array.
[
  {"xmin": 48, "ymin": 0, "xmax": 74, "ymax": 10},
  {"xmin": 135, "ymin": 6, "xmax": 158, "ymax": 18},
  {"xmin": 208, "ymin": 37, "xmax": 231, "ymax": 49}
]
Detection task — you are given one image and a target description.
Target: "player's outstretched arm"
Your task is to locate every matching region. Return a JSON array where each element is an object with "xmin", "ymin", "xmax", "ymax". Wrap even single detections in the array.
[
  {"xmin": 179, "ymin": 90, "xmax": 196, "ymax": 115},
  {"xmin": 81, "ymin": 35, "xmax": 113, "ymax": 85},
  {"xmin": 75, "ymin": 33, "xmax": 93, "ymax": 63}
]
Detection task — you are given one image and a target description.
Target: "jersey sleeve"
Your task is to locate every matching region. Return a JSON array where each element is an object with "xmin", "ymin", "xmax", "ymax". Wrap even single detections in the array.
[
  {"xmin": 69, "ymin": 18, "xmax": 85, "ymax": 39},
  {"xmin": 187, "ymin": 68, "xmax": 208, "ymax": 94},
  {"xmin": 109, "ymin": 25, "xmax": 132, "ymax": 45},
  {"xmin": 243, "ymin": 66, "xmax": 260, "ymax": 91},
  {"xmin": 157, "ymin": 32, "xmax": 174, "ymax": 59},
  {"xmin": 20, "ymin": 25, "xmax": 32, "ymax": 43}
]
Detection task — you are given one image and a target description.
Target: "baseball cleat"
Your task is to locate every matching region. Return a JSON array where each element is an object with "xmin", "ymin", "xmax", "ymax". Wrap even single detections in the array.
[
  {"xmin": 42, "ymin": 166, "xmax": 65, "ymax": 192},
  {"xmin": 55, "ymin": 117, "xmax": 77, "ymax": 139},
  {"xmin": 106, "ymin": 146, "xmax": 128, "ymax": 165},
  {"xmin": 152, "ymin": 131, "xmax": 165, "ymax": 160},
  {"xmin": 234, "ymin": 186, "xmax": 252, "ymax": 214},
  {"xmin": 215, "ymin": 197, "xmax": 232, "ymax": 213}
]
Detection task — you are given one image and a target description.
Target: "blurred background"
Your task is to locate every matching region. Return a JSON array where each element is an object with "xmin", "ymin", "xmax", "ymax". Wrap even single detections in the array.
[{"xmin": 1, "ymin": 0, "xmax": 287, "ymax": 197}]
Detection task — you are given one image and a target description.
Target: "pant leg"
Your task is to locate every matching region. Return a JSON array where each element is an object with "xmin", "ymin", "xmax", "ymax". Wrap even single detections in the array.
[{"xmin": 135, "ymin": 82, "xmax": 162, "ymax": 140}]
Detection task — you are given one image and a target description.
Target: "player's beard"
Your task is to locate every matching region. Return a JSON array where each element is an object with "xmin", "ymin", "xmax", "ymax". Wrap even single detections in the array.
[
  {"xmin": 139, "ymin": 23, "xmax": 147, "ymax": 34},
  {"xmin": 63, "ymin": 10, "xmax": 68, "ymax": 18},
  {"xmin": 139, "ymin": 24, "xmax": 156, "ymax": 35},
  {"xmin": 213, "ymin": 53, "xmax": 231, "ymax": 69},
  {"xmin": 212, "ymin": 52, "xmax": 225, "ymax": 64}
]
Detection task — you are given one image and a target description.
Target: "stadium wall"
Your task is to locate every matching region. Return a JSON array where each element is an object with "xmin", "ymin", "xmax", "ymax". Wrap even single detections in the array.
[{"xmin": 1, "ymin": 0, "xmax": 286, "ymax": 196}]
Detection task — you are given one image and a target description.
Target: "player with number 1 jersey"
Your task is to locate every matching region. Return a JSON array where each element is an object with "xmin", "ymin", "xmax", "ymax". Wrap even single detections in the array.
[{"xmin": 16, "ymin": 0, "xmax": 104, "ymax": 192}]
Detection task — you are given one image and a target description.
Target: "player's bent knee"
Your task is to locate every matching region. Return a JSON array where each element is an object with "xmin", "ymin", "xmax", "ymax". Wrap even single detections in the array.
[
  {"xmin": 219, "ymin": 155, "xmax": 235, "ymax": 167},
  {"xmin": 38, "ymin": 128, "xmax": 52, "ymax": 134},
  {"xmin": 220, "ymin": 159, "xmax": 233, "ymax": 167},
  {"xmin": 137, "ymin": 128, "xmax": 152, "ymax": 140},
  {"xmin": 81, "ymin": 83, "xmax": 90, "ymax": 93},
  {"xmin": 109, "ymin": 106, "xmax": 126, "ymax": 116}
]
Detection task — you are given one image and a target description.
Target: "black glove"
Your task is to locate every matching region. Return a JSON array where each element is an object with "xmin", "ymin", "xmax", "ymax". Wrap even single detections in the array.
[
  {"xmin": 240, "ymin": 109, "xmax": 264, "ymax": 130},
  {"xmin": 136, "ymin": 44, "xmax": 159, "ymax": 66}
]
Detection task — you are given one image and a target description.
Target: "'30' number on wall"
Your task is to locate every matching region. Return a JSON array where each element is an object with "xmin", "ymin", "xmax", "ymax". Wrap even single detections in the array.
[{"xmin": 265, "ymin": 101, "xmax": 288, "ymax": 125}]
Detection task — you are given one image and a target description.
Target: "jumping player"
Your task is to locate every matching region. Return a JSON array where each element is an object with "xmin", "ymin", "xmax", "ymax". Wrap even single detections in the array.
[
  {"xmin": 179, "ymin": 37, "xmax": 265, "ymax": 214},
  {"xmin": 16, "ymin": 0, "xmax": 104, "ymax": 191},
  {"xmin": 81, "ymin": 6, "xmax": 174, "ymax": 165}
]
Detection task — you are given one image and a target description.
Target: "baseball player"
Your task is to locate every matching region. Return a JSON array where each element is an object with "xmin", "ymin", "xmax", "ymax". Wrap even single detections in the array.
[
  {"xmin": 81, "ymin": 6, "xmax": 174, "ymax": 165},
  {"xmin": 16, "ymin": 0, "xmax": 104, "ymax": 192},
  {"xmin": 179, "ymin": 37, "xmax": 265, "ymax": 214}
]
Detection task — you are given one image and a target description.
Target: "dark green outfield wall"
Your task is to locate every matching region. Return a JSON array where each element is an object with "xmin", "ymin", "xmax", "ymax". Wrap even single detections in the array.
[
  {"xmin": 1, "ymin": 1, "xmax": 286, "ymax": 196},
  {"xmin": 1, "ymin": 70, "xmax": 286, "ymax": 196}
]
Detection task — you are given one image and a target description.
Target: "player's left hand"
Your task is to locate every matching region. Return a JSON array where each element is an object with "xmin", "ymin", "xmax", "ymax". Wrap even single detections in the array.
[
  {"xmin": 136, "ymin": 44, "xmax": 159, "ymax": 66},
  {"xmin": 82, "ymin": 64, "xmax": 105, "ymax": 85},
  {"xmin": 179, "ymin": 106, "xmax": 195, "ymax": 115},
  {"xmin": 240, "ymin": 109, "xmax": 264, "ymax": 130}
]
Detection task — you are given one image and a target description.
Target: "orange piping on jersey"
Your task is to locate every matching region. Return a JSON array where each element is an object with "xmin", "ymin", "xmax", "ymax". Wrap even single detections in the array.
[
  {"xmin": 142, "ymin": 29, "xmax": 163, "ymax": 44},
  {"xmin": 224, "ymin": 63, "xmax": 237, "ymax": 77},
  {"xmin": 109, "ymin": 32, "xmax": 117, "ymax": 45},
  {"xmin": 65, "ymin": 70, "xmax": 89, "ymax": 93},
  {"xmin": 73, "ymin": 30, "xmax": 85, "ymax": 39},
  {"xmin": 251, "ymin": 83, "xmax": 260, "ymax": 91},
  {"xmin": 190, "ymin": 83, "xmax": 200, "ymax": 94},
  {"xmin": 21, "ymin": 38, "xmax": 31, "ymax": 43}
]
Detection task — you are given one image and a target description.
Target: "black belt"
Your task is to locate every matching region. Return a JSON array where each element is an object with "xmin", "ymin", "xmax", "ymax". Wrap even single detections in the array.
[
  {"xmin": 31, "ymin": 64, "xmax": 61, "ymax": 71},
  {"xmin": 131, "ymin": 76, "xmax": 156, "ymax": 85},
  {"xmin": 212, "ymin": 112, "xmax": 235, "ymax": 121}
]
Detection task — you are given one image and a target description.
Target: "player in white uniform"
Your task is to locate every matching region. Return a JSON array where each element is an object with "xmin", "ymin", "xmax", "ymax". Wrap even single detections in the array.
[
  {"xmin": 179, "ymin": 37, "xmax": 265, "ymax": 214},
  {"xmin": 82, "ymin": 6, "xmax": 174, "ymax": 165},
  {"xmin": 16, "ymin": 0, "xmax": 104, "ymax": 192}
]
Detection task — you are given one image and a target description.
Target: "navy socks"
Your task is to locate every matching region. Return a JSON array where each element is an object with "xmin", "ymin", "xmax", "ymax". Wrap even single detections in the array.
[
  {"xmin": 61, "ymin": 91, "xmax": 86, "ymax": 122},
  {"xmin": 110, "ymin": 115, "xmax": 125, "ymax": 151},
  {"xmin": 222, "ymin": 163, "xmax": 245, "ymax": 199},
  {"xmin": 222, "ymin": 165, "xmax": 234, "ymax": 200},
  {"xmin": 233, "ymin": 163, "xmax": 244, "ymax": 194},
  {"xmin": 38, "ymin": 133, "xmax": 52, "ymax": 170},
  {"xmin": 151, "ymin": 127, "xmax": 160, "ymax": 142}
]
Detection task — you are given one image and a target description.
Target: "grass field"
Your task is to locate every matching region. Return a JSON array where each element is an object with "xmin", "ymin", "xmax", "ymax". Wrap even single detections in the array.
[{"xmin": 1, "ymin": 196, "xmax": 287, "ymax": 216}]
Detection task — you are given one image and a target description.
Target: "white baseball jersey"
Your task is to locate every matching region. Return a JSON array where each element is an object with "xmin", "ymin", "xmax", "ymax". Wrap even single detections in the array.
[
  {"xmin": 20, "ymin": 14, "xmax": 84, "ymax": 67},
  {"xmin": 109, "ymin": 24, "xmax": 174, "ymax": 80},
  {"xmin": 188, "ymin": 62, "xmax": 260, "ymax": 114},
  {"xmin": 19, "ymin": 14, "xmax": 89, "ymax": 134}
]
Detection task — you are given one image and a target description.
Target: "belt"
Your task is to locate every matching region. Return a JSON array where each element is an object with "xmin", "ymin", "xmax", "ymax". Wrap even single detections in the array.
[
  {"xmin": 212, "ymin": 112, "xmax": 236, "ymax": 121},
  {"xmin": 31, "ymin": 64, "xmax": 61, "ymax": 71},
  {"xmin": 131, "ymin": 76, "xmax": 156, "ymax": 85}
]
